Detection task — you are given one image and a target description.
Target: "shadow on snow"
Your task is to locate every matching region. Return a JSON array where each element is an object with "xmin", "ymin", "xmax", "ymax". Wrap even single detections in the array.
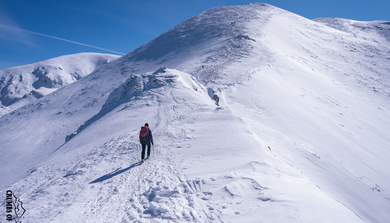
[{"xmin": 89, "ymin": 161, "xmax": 142, "ymax": 184}]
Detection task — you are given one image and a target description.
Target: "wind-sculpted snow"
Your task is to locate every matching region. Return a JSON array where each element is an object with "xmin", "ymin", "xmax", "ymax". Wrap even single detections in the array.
[
  {"xmin": 118, "ymin": 3, "xmax": 278, "ymax": 85},
  {"xmin": 1, "ymin": 3, "xmax": 390, "ymax": 223},
  {"xmin": 314, "ymin": 17, "xmax": 390, "ymax": 43},
  {"xmin": 65, "ymin": 67, "xmax": 210, "ymax": 143}
]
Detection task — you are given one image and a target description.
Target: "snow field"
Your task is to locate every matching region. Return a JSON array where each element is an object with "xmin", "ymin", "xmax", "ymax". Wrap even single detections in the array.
[{"xmin": 1, "ymin": 3, "xmax": 390, "ymax": 223}]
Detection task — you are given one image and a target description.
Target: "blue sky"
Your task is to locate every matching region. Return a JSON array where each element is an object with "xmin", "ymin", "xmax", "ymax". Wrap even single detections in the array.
[{"xmin": 1, "ymin": 0, "xmax": 389, "ymax": 70}]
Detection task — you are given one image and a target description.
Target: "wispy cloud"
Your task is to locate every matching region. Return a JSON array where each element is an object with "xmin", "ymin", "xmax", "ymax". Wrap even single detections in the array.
[
  {"xmin": 0, "ymin": 24, "xmax": 125, "ymax": 55},
  {"xmin": 0, "ymin": 24, "xmax": 124, "ymax": 55},
  {"xmin": 0, "ymin": 9, "xmax": 35, "ymax": 47}
]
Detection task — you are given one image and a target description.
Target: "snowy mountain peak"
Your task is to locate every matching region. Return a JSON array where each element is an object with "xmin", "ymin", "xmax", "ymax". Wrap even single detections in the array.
[
  {"xmin": 0, "ymin": 53, "xmax": 120, "ymax": 117},
  {"xmin": 120, "ymin": 3, "xmax": 280, "ymax": 75},
  {"xmin": 1, "ymin": 4, "xmax": 390, "ymax": 223}
]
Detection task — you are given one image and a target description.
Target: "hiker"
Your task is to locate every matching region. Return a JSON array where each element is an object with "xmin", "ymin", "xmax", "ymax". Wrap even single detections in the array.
[{"xmin": 139, "ymin": 123, "xmax": 154, "ymax": 163}]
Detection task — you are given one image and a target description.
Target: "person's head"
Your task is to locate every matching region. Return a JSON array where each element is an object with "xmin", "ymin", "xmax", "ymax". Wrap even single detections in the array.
[{"xmin": 145, "ymin": 123, "xmax": 149, "ymax": 127}]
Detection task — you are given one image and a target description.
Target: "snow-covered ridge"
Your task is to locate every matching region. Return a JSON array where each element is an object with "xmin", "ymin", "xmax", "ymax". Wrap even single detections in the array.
[
  {"xmin": 0, "ymin": 53, "xmax": 120, "ymax": 116},
  {"xmin": 1, "ymin": 3, "xmax": 390, "ymax": 223},
  {"xmin": 65, "ymin": 67, "xmax": 210, "ymax": 143},
  {"xmin": 314, "ymin": 17, "xmax": 390, "ymax": 43},
  {"xmin": 119, "ymin": 3, "xmax": 279, "ymax": 82}
]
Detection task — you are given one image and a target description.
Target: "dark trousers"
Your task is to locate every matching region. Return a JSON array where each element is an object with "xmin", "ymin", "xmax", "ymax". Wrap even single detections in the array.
[{"xmin": 141, "ymin": 143, "xmax": 151, "ymax": 160}]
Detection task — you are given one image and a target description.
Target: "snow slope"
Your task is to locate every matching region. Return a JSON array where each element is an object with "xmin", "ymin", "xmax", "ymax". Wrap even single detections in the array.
[
  {"xmin": 0, "ymin": 53, "xmax": 120, "ymax": 117},
  {"xmin": 1, "ymin": 3, "xmax": 390, "ymax": 223}
]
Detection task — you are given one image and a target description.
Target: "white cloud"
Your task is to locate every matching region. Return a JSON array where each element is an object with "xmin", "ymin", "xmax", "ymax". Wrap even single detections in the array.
[
  {"xmin": 0, "ymin": 8, "xmax": 124, "ymax": 55},
  {"xmin": 0, "ymin": 9, "xmax": 35, "ymax": 47}
]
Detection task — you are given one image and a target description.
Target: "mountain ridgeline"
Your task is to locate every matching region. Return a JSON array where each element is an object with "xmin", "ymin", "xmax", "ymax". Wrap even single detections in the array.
[
  {"xmin": 1, "ymin": 3, "xmax": 390, "ymax": 223},
  {"xmin": 0, "ymin": 53, "xmax": 120, "ymax": 117}
]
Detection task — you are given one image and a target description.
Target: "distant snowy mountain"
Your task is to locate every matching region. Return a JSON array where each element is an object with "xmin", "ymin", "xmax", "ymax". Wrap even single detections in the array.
[
  {"xmin": 314, "ymin": 17, "xmax": 390, "ymax": 43},
  {"xmin": 1, "ymin": 3, "xmax": 390, "ymax": 223},
  {"xmin": 0, "ymin": 53, "xmax": 120, "ymax": 116}
]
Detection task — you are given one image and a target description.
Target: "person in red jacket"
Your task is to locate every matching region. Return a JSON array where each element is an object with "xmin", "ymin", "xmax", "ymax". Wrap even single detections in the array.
[{"xmin": 139, "ymin": 123, "xmax": 154, "ymax": 163}]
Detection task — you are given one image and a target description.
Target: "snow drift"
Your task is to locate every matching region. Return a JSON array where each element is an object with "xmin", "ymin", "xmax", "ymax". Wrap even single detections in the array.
[{"xmin": 1, "ymin": 3, "xmax": 390, "ymax": 223}]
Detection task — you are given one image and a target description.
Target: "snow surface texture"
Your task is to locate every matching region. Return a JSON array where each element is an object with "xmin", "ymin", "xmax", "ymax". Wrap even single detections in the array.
[
  {"xmin": 1, "ymin": 3, "xmax": 390, "ymax": 223},
  {"xmin": 0, "ymin": 53, "xmax": 120, "ymax": 117}
]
